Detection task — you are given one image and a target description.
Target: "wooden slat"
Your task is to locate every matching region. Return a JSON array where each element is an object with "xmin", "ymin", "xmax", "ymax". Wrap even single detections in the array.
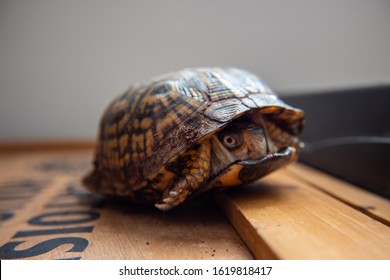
[
  {"xmin": 285, "ymin": 163, "xmax": 390, "ymax": 226},
  {"xmin": 0, "ymin": 151, "xmax": 252, "ymax": 260},
  {"xmin": 217, "ymin": 167, "xmax": 390, "ymax": 260},
  {"xmin": 84, "ymin": 199, "xmax": 251, "ymax": 260}
]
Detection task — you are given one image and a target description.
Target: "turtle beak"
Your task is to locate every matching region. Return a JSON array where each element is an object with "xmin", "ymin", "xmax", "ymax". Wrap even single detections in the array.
[
  {"xmin": 205, "ymin": 146, "xmax": 297, "ymax": 189},
  {"xmin": 237, "ymin": 146, "xmax": 297, "ymax": 183}
]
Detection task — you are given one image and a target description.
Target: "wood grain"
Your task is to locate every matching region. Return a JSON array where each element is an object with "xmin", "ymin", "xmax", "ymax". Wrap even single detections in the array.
[
  {"xmin": 285, "ymin": 163, "xmax": 390, "ymax": 225},
  {"xmin": 217, "ymin": 167, "xmax": 390, "ymax": 259}
]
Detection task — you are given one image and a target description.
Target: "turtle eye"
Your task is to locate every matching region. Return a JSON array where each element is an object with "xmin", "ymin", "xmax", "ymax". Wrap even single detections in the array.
[{"xmin": 219, "ymin": 131, "xmax": 242, "ymax": 150}]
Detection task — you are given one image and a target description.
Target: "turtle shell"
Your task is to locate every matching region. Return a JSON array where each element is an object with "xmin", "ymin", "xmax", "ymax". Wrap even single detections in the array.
[{"xmin": 84, "ymin": 67, "xmax": 304, "ymax": 202}]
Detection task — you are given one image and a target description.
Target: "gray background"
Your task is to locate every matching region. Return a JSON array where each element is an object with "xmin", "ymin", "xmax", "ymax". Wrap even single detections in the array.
[{"xmin": 1, "ymin": 0, "xmax": 389, "ymax": 140}]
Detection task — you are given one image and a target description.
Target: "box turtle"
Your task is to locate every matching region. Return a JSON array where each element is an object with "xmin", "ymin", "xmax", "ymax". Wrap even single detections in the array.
[{"xmin": 83, "ymin": 67, "xmax": 304, "ymax": 211}]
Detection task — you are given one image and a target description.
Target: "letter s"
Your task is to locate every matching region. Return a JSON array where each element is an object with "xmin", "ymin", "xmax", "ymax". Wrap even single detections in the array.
[{"xmin": 0, "ymin": 237, "xmax": 88, "ymax": 259}]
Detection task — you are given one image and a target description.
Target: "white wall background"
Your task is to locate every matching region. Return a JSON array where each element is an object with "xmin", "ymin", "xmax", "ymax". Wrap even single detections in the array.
[{"xmin": 1, "ymin": 0, "xmax": 389, "ymax": 140}]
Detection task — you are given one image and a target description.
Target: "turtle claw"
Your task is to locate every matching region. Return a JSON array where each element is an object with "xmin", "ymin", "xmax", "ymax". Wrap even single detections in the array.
[
  {"xmin": 154, "ymin": 202, "xmax": 173, "ymax": 211},
  {"xmin": 154, "ymin": 190, "xmax": 185, "ymax": 211},
  {"xmin": 168, "ymin": 191, "xmax": 179, "ymax": 197}
]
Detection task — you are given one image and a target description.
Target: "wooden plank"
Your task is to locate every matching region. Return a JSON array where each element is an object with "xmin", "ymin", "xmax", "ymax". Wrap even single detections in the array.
[
  {"xmin": 217, "ymin": 166, "xmax": 390, "ymax": 260},
  {"xmin": 285, "ymin": 163, "xmax": 390, "ymax": 225},
  {"xmin": 0, "ymin": 151, "xmax": 252, "ymax": 260}
]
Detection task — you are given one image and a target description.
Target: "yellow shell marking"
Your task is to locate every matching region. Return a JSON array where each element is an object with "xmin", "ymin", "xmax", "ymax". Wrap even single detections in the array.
[
  {"xmin": 118, "ymin": 113, "xmax": 130, "ymax": 132},
  {"xmin": 145, "ymin": 130, "xmax": 154, "ymax": 157},
  {"xmin": 119, "ymin": 134, "xmax": 129, "ymax": 153},
  {"xmin": 140, "ymin": 117, "xmax": 153, "ymax": 130}
]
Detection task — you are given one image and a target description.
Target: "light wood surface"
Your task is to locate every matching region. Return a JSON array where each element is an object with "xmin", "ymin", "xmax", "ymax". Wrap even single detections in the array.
[
  {"xmin": 1, "ymin": 143, "xmax": 389, "ymax": 260},
  {"xmin": 217, "ymin": 167, "xmax": 390, "ymax": 259},
  {"xmin": 285, "ymin": 163, "xmax": 390, "ymax": 225}
]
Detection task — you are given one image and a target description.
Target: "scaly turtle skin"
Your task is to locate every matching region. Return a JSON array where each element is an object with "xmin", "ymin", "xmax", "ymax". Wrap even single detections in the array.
[{"xmin": 83, "ymin": 67, "xmax": 304, "ymax": 210}]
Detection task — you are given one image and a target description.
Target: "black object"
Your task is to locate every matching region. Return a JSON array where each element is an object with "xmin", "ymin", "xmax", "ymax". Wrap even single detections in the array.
[{"xmin": 282, "ymin": 85, "xmax": 390, "ymax": 199}]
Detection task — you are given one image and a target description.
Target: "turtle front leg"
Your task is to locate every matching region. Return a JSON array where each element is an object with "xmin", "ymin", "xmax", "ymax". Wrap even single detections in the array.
[{"xmin": 155, "ymin": 141, "xmax": 210, "ymax": 211}]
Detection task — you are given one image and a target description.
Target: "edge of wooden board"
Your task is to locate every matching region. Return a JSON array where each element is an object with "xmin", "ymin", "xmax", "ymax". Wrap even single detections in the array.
[{"xmin": 0, "ymin": 139, "xmax": 95, "ymax": 153}]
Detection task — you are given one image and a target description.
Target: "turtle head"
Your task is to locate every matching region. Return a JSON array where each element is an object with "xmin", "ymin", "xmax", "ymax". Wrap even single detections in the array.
[{"xmin": 208, "ymin": 111, "xmax": 302, "ymax": 188}]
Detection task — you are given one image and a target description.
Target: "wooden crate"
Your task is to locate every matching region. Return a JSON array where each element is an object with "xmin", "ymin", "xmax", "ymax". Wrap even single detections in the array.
[{"xmin": 0, "ymin": 142, "xmax": 389, "ymax": 259}]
